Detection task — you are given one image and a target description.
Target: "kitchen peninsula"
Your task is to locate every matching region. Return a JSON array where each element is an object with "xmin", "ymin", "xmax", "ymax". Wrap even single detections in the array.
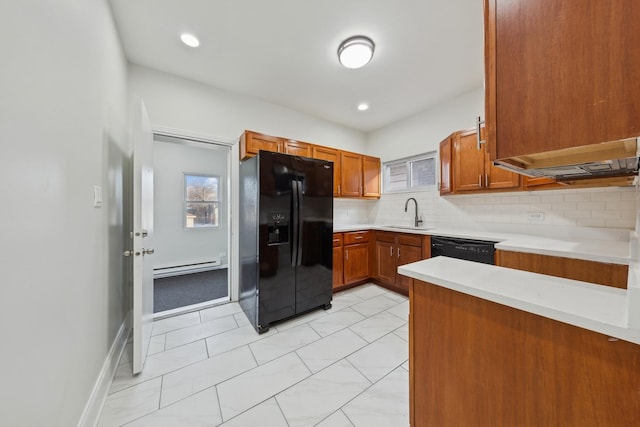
[{"xmin": 399, "ymin": 255, "xmax": 640, "ymax": 426}]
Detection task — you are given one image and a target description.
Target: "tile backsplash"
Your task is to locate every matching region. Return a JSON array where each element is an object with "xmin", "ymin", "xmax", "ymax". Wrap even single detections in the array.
[
  {"xmin": 335, "ymin": 186, "xmax": 637, "ymax": 233},
  {"xmin": 334, "ymin": 198, "xmax": 377, "ymax": 225}
]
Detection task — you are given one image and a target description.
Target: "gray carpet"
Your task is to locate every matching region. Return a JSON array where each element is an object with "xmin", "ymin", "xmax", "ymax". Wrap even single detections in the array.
[{"xmin": 154, "ymin": 269, "xmax": 228, "ymax": 313}]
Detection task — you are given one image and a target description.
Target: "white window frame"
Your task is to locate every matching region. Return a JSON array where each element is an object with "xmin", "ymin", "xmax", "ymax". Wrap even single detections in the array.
[
  {"xmin": 183, "ymin": 173, "xmax": 221, "ymax": 229},
  {"xmin": 383, "ymin": 151, "xmax": 437, "ymax": 194}
]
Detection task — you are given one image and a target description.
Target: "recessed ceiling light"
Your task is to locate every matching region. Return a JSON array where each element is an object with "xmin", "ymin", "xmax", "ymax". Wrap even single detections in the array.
[
  {"xmin": 357, "ymin": 103, "xmax": 369, "ymax": 111},
  {"xmin": 180, "ymin": 33, "xmax": 200, "ymax": 48},
  {"xmin": 338, "ymin": 36, "xmax": 375, "ymax": 69}
]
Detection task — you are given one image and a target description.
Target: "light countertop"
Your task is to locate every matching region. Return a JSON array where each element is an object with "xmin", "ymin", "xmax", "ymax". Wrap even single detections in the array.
[
  {"xmin": 398, "ymin": 257, "xmax": 640, "ymax": 345},
  {"xmin": 333, "ymin": 224, "xmax": 630, "ymax": 265}
]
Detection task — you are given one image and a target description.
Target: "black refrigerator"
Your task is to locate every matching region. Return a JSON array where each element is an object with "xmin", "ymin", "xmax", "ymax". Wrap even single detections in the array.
[{"xmin": 239, "ymin": 151, "xmax": 333, "ymax": 333}]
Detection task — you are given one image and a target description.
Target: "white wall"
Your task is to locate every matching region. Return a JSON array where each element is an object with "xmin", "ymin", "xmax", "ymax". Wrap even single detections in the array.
[
  {"xmin": 367, "ymin": 88, "xmax": 484, "ymax": 162},
  {"xmin": 129, "ymin": 65, "xmax": 367, "ymax": 153},
  {"xmin": 154, "ymin": 140, "xmax": 229, "ymax": 268},
  {"xmin": 0, "ymin": 1, "xmax": 129, "ymax": 426}
]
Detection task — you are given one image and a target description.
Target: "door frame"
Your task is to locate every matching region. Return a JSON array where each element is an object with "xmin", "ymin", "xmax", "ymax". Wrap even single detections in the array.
[{"xmin": 151, "ymin": 126, "xmax": 240, "ymax": 306}]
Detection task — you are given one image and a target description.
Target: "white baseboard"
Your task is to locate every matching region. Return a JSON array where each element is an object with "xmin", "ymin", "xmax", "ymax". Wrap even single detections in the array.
[
  {"xmin": 77, "ymin": 310, "xmax": 132, "ymax": 427},
  {"xmin": 153, "ymin": 262, "xmax": 227, "ymax": 278}
]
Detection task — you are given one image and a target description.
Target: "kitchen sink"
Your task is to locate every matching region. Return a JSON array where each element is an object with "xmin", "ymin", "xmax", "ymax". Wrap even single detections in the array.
[{"xmin": 381, "ymin": 225, "xmax": 431, "ymax": 231}]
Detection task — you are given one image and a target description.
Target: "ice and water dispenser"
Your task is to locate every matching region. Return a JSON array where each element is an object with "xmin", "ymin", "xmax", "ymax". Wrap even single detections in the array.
[{"xmin": 267, "ymin": 211, "xmax": 289, "ymax": 245}]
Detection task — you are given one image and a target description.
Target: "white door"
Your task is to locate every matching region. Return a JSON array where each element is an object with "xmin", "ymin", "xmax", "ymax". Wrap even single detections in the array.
[{"xmin": 131, "ymin": 97, "xmax": 154, "ymax": 374}]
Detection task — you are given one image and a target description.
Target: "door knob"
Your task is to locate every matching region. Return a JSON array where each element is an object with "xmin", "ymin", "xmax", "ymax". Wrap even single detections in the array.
[
  {"xmin": 143, "ymin": 248, "xmax": 155, "ymax": 255},
  {"xmin": 123, "ymin": 250, "xmax": 141, "ymax": 257}
]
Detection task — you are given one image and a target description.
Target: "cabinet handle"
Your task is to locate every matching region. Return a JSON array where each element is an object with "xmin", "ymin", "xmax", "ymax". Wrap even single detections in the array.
[
  {"xmin": 390, "ymin": 246, "xmax": 393, "ymax": 257},
  {"xmin": 338, "ymin": 184, "xmax": 340, "ymax": 194},
  {"xmin": 345, "ymin": 250, "xmax": 348, "ymax": 260},
  {"xmin": 479, "ymin": 174, "xmax": 482, "ymax": 187},
  {"xmin": 397, "ymin": 247, "xmax": 401, "ymax": 259},
  {"xmin": 476, "ymin": 116, "xmax": 486, "ymax": 150},
  {"xmin": 485, "ymin": 174, "xmax": 489, "ymax": 187},
  {"xmin": 355, "ymin": 236, "xmax": 363, "ymax": 240}
]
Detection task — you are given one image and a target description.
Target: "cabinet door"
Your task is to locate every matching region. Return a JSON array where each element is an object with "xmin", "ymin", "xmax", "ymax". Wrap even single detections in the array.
[
  {"xmin": 332, "ymin": 246, "xmax": 344, "ymax": 289},
  {"xmin": 340, "ymin": 152, "xmax": 363, "ymax": 197},
  {"xmin": 453, "ymin": 130, "xmax": 484, "ymax": 192},
  {"xmin": 485, "ymin": 0, "xmax": 640, "ymax": 160},
  {"xmin": 248, "ymin": 132, "xmax": 283, "ymax": 154},
  {"xmin": 439, "ymin": 135, "xmax": 453, "ymax": 195},
  {"xmin": 396, "ymin": 244, "xmax": 422, "ymax": 292},
  {"xmin": 362, "ymin": 155, "xmax": 381, "ymax": 198},
  {"xmin": 283, "ymin": 140, "xmax": 311, "ymax": 158},
  {"xmin": 522, "ymin": 176, "xmax": 563, "ymax": 191},
  {"xmin": 241, "ymin": 131, "xmax": 283, "ymax": 160},
  {"xmin": 375, "ymin": 240, "xmax": 396, "ymax": 285},
  {"xmin": 485, "ymin": 156, "xmax": 520, "ymax": 190},
  {"xmin": 344, "ymin": 243, "xmax": 369, "ymax": 284},
  {"xmin": 312, "ymin": 146, "xmax": 341, "ymax": 197}
]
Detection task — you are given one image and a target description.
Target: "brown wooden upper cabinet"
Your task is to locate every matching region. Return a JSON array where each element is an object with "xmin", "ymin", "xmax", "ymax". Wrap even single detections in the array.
[
  {"xmin": 340, "ymin": 152, "xmax": 363, "ymax": 197},
  {"xmin": 312, "ymin": 146, "xmax": 341, "ymax": 197},
  {"xmin": 439, "ymin": 135, "xmax": 453, "ymax": 195},
  {"xmin": 240, "ymin": 131, "xmax": 283, "ymax": 159},
  {"xmin": 484, "ymin": 0, "xmax": 640, "ymax": 162},
  {"xmin": 362, "ymin": 155, "xmax": 381, "ymax": 198},
  {"xmin": 339, "ymin": 152, "xmax": 381, "ymax": 198},
  {"xmin": 451, "ymin": 127, "xmax": 520, "ymax": 193},
  {"xmin": 283, "ymin": 139, "xmax": 311, "ymax": 157},
  {"xmin": 240, "ymin": 130, "xmax": 380, "ymax": 199},
  {"xmin": 521, "ymin": 176, "xmax": 562, "ymax": 191}
]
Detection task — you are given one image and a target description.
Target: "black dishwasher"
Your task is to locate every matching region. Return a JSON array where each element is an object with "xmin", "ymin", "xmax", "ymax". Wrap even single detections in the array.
[{"xmin": 431, "ymin": 236, "xmax": 496, "ymax": 265}]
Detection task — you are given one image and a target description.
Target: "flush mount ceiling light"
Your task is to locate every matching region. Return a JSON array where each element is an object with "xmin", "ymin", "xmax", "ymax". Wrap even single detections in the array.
[
  {"xmin": 338, "ymin": 36, "xmax": 375, "ymax": 69},
  {"xmin": 357, "ymin": 102, "xmax": 369, "ymax": 111},
  {"xmin": 180, "ymin": 33, "xmax": 200, "ymax": 48}
]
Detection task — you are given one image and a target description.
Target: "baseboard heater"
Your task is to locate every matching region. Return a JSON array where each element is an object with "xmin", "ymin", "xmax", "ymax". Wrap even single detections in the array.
[{"xmin": 154, "ymin": 261, "xmax": 226, "ymax": 279}]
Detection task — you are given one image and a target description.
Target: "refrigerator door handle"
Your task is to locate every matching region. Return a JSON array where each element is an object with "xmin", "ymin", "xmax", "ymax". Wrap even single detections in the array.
[
  {"xmin": 296, "ymin": 180, "xmax": 304, "ymax": 267},
  {"xmin": 291, "ymin": 180, "xmax": 299, "ymax": 267}
]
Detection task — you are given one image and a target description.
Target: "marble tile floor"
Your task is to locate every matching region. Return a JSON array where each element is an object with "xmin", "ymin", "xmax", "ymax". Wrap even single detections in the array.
[{"xmin": 98, "ymin": 283, "xmax": 410, "ymax": 427}]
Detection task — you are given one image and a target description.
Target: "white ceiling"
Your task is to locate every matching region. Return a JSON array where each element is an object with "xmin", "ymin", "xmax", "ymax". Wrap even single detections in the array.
[{"xmin": 109, "ymin": 0, "xmax": 484, "ymax": 133}]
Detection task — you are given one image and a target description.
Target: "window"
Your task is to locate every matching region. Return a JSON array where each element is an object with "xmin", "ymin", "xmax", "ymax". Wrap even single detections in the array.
[
  {"xmin": 184, "ymin": 174, "xmax": 220, "ymax": 228},
  {"xmin": 383, "ymin": 152, "xmax": 437, "ymax": 193}
]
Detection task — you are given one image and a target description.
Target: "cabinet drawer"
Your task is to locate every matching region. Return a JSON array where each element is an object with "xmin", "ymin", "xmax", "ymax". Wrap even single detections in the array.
[
  {"xmin": 344, "ymin": 231, "xmax": 370, "ymax": 245},
  {"xmin": 333, "ymin": 233, "xmax": 343, "ymax": 247},
  {"xmin": 397, "ymin": 233, "xmax": 422, "ymax": 247},
  {"xmin": 375, "ymin": 231, "xmax": 396, "ymax": 243}
]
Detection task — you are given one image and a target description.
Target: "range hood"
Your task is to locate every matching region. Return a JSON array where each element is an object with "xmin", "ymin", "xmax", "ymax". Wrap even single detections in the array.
[{"xmin": 493, "ymin": 138, "xmax": 640, "ymax": 182}]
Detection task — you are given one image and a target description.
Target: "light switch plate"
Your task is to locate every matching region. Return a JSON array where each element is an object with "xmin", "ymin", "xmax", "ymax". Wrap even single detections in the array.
[{"xmin": 94, "ymin": 185, "xmax": 103, "ymax": 208}]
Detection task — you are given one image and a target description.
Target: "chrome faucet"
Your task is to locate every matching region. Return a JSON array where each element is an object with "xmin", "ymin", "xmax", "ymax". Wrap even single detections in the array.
[{"xmin": 404, "ymin": 197, "xmax": 423, "ymax": 228}]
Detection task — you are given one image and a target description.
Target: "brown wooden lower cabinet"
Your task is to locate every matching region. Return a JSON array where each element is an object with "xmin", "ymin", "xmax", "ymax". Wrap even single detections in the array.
[
  {"xmin": 374, "ymin": 231, "xmax": 427, "ymax": 295},
  {"xmin": 409, "ymin": 280, "xmax": 640, "ymax": 426},
  {"xmin": 496, "ymin": 249, "xmax": 629, "ymax": 289},
  {"xmin": 343, "ymin": 242, "xmax": 369, "ymax": 284},
  {"xmin": 332, "ymin": 233, "xmax": 344, "ymax": 289},
  {"xmin": 332, "ymin": 231, "xmax": 372, "ymax": 290}
]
